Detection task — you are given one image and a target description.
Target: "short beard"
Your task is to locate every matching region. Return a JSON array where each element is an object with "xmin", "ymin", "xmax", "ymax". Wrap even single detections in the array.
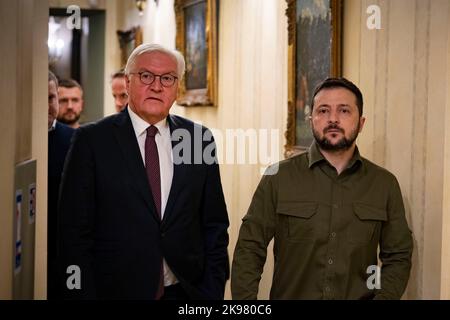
[
  {"xmin": 312, "ymin": 122, "xmax": 360, "ymax": 152},
  {"xmin": 58, "ymin": 113, "xmax": 81, "ymax": 126}
]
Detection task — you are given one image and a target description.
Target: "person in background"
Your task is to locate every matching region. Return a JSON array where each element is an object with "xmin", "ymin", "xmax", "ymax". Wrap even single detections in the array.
[
  {"xmin": 111, "ymin": 69, "xmax": 129, "ymax": 112},
  {"xmin": 231, "ymin": 77, "xmax": 413, "ymax": 300},
  {"xmin": 47, "ymin": 71, "xmax": 75, "ymax": 299},
  {"xmin": 57, "ymin": 79, "xmax": 84, "ymax": 129}
]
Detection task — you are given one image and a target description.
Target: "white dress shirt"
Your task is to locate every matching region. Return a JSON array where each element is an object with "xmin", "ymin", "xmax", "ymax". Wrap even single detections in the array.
[
  {"xmin": 128, "ymin": 107, "xmax": 178, "ymax": 287},
  {"xmin": 49, "ymin": 119, "xmax": 57, "ymax": 132}
]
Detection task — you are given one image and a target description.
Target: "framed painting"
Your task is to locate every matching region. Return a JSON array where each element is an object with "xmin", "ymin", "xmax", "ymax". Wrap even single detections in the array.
[
  {"xmin": 175, "ymin": 0, "xmax": 218, "ymax": 106},
  {"xmin": 117, "ymin": 26, "xmax": 143, "ymax": 68},
  {"xmin": 285, "ymin": 0, "xmax": 343, "ymax": 157}
]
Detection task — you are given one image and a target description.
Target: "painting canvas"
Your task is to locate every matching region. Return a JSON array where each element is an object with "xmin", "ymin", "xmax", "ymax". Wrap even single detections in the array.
[
  {"xmin": 296, "ymin": 0, "xmax": 332, "ymax": 148},
  {"xmin": 285, "ymin": 0, "xmax": 342, "ymax": 156},
  {"xmin": 117, "ymin": 26, "xmax": 143, "ymax": 68},
  {"xmin": 185, "ymin": 1, "xmax": 207, "ymax": 90}
]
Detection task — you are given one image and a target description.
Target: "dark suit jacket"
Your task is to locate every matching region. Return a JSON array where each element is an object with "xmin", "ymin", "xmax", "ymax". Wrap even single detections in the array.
[
  {"xmin": 58, "ymin": 108, "xmax": 229, "ymax": 299},
  {"xmin": 48, "ymin": 121, "xmax": 75, "ymax": 298}
]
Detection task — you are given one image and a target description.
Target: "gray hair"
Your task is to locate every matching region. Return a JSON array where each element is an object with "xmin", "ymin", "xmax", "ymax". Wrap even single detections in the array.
[{"xmin": 124, "ymin": 43, "xmax": 185, "ymax": 80}]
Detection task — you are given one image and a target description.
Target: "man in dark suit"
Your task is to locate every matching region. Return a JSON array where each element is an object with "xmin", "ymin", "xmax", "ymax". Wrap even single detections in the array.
[
  {"xmin": 58, "ymin": 44, "xmax": 229, "ymax": 300},
  {"xmin": 47, "ymin": 71, "xmax": 75, "ymax": 299}
]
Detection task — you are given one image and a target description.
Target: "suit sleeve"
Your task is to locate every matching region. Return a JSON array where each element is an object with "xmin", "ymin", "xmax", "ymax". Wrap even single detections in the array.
[
  {"xmin": 57, "ymin": 127, "xmax": 97, "ymax": 299},
  {"xmin": 375, "ymin": 175, "xmax": 413, "ymax": 299},
  {"xmin": 197, "ymin": 132, "xmax": 230, "ymax": 299},
  {"xmin": 231, "ymin": 172, "xmax": 277, "ymax": 300}
]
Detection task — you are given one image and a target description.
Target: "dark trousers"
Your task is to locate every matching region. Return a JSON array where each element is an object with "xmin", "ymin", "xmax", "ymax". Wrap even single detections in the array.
[{"xmin": 47, "ymin": 259, "xmax": 62, "ymax": 300}]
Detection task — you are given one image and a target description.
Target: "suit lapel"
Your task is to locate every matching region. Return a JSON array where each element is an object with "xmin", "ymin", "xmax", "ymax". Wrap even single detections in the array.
[
  {"xmin": 113, "ymin": 108, "xmax": 160, "ymax": 222},
  {"xmin": 162, "ymin": 115, "xmax": 189, "ymax": 228}
]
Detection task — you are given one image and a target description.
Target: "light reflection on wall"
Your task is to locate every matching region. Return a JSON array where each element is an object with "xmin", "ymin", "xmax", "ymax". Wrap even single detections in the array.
[{"xmin": 48, "ymin": 16, "xmax": 73, "ymax": 80}]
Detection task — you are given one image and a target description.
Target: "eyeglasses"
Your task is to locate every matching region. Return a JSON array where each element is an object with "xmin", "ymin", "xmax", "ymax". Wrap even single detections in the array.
[{"xmin": 129, "ymin": 71, "xmax": 178, "ymax": 87}]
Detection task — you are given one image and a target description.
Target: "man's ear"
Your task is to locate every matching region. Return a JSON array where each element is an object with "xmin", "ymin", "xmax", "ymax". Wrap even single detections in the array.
[{"xmin": 359, "ymin": 116, "xmax": 366, "ymax": 133}]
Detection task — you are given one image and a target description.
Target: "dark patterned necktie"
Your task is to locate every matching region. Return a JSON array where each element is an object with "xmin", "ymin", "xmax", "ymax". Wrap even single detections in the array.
[{"xmin": 145, "ymin": 125, "xmax": 164, "ymax": 299}]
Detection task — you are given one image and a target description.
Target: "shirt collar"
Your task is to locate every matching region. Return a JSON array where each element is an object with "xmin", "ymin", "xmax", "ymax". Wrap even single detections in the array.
[
  {"xmin": 347, "ymin": 146, "xmax": 363, "ymax": 169},
  {"xmin": 308, "ymin": 141, "xmax": 362, "ymax": 170},
  {"xmin": 127, "ymin": 106, "xmax": 169, "ymax": 138},
  {"xmin": 48, "ymin": 119, "xmax": 57, "ymax": 132}
]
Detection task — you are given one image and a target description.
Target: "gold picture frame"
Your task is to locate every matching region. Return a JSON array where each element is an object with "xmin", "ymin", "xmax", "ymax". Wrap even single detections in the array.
[
  {"xmin": 117, "ymin": 26, "xmax": 143, "ymax": 69},
  {"xmin": 285, "ymin": 0, "xmax": 343, "ymax": 157},
  {"xmin": 175, "ymin": 0, "xmax": 218, "ymax": 107}
]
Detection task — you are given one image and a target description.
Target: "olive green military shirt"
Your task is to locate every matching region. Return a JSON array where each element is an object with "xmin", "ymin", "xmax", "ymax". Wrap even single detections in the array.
[{"xmin": 231, "ymin": 143, "xmax": 413, "ymax": 300}]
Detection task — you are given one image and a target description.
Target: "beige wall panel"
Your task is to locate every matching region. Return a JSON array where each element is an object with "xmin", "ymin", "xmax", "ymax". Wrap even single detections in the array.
[
  {"xmin": 344, "ymin": 0, "xmax": 450, "ymax": 299},
  {"xmin": 16, "ymin": 0, "xmax": 33, "ymax": 163},
  {"xmin": 357, "ymin": 0, "xmax": 377, "ymax": 159},
  {"xmin": 0, "ymin": 0, "xmax": 47, "ymax": 300},
  {"xmin": 384, "ymin": 0, "xmax": 414, "ymax": 190},
  {"xmin": 371, "ymin": 0, "xmax": 388, "ymax": 166},
  {"xmin": 215, "ymin": 0, "xmax": 242, "ymax": 300},
  {"xmin": 383, "ymin": 0, "xmax": 416, "ymax": 297},
  {"xmin": 372, "ymin": 0, "xmax": 389, "ymax": 166},
  {"xmin": 342, "ymin": 0, "xmax": 361, "ymax": 84},
  {"xmin": 421, "ymin": 0, "xmax": 449, "ymax": 299},
  {"xmin": 32, "ymin": 0, "xmax": 49, "ymax": 300},
  {"xmin": 240, "ymin": 0, "xmax": 259, "ymax": 129},
  {"xmin": 441, "ymin": 2, "xmax": 450, "ymax": 297},
  {"xmin": 407, "ymin": 0, "xmax": 431, "ymax": 300},
  {"xmin": 0, "ymin": 0, "xmax": 18, "ymax": 300}
]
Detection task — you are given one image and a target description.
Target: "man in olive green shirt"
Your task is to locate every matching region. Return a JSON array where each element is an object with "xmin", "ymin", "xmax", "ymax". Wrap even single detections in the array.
[{"xmin": 231, "ymin": 78, "xmax": 413, "ymax": 300}]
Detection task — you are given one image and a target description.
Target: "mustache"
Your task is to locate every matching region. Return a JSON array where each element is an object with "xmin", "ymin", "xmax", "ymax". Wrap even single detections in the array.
[{"xmin": 324, "ymin": 124, "xmax": 344, "ymax": 134}]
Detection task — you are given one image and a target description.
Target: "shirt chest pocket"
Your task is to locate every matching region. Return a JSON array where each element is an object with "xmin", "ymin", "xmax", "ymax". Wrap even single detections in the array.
[
  {"xmin": 348, "ymin": 203, "xmax": 387, "ymax": 245},
  {"xmin": 276, "ymin": 202, "xmax": 318, "ymax": 242}
]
